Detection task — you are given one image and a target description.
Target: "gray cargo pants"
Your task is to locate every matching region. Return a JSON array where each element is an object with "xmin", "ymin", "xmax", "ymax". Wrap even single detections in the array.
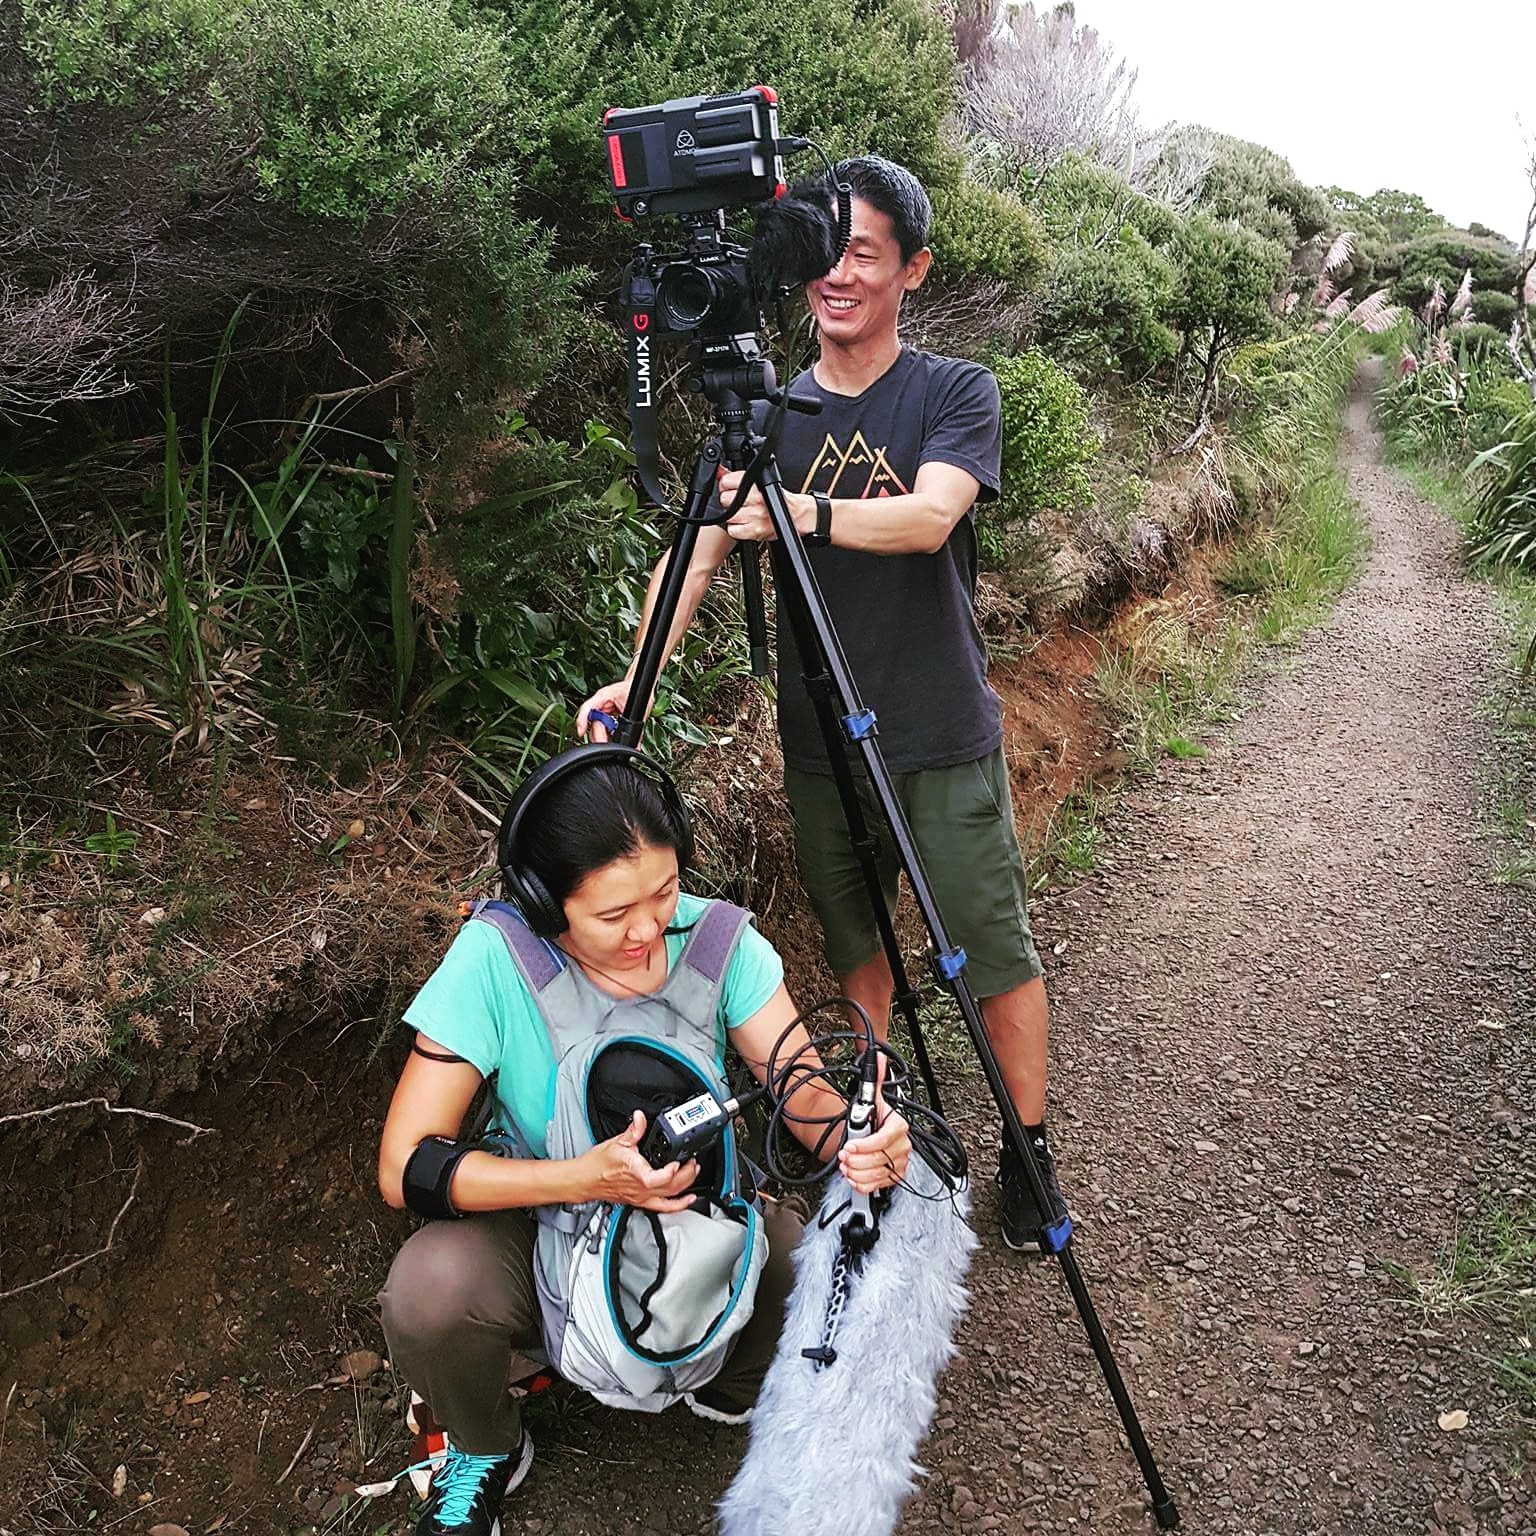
[{"xmin": 379, "ymin": 1200, "xmax": 804, "ymax": 1455}]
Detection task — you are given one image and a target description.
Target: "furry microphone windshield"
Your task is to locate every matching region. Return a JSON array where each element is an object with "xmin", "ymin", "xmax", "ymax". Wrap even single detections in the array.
[{"xmin": 718, "ymin": 1155, "xmax": 978, "ymax": 1536}]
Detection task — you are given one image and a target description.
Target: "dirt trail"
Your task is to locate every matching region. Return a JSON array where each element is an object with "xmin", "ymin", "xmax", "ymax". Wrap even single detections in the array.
[{"xmin": 904, "ymin": 363, "xmax": 1535, "ymax": 1536}]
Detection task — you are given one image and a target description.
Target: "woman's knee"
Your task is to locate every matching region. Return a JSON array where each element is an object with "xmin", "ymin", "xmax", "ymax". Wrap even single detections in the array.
[{"xmin": 379, "ymin": 1218, "xmax": 529, "ymax": 1347}]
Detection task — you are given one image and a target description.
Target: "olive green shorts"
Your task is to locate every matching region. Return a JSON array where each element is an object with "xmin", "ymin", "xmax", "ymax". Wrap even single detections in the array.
[{"xmin": 783, "ymin": 746, "xmax": 1044, "ymax": 999}]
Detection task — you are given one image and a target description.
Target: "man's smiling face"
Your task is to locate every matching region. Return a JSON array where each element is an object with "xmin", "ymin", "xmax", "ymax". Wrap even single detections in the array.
[{"xmin": 806, "ymin": 196, "xmax": 930, "ymax": 351}]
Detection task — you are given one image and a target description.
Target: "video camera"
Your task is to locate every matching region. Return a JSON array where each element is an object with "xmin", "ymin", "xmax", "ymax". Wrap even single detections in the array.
[{"xmin": 602, "ymin": 87, "xmax": 849, "ymax": 508}]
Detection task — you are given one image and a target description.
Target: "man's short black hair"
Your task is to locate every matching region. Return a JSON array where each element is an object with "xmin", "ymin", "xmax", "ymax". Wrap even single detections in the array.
[{"xmin": 832, "ymin": 155, "xmax": 932, "ymax": 263}]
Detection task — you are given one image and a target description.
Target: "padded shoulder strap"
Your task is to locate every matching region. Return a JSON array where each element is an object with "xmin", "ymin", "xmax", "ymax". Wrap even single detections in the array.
[
  {"xmin": 677, "ymin": 900, "xmax": 752, "ymax": 986},
  {"xmin": 469, "ymin": 899, "xmax": 566, "ymax": 993}
]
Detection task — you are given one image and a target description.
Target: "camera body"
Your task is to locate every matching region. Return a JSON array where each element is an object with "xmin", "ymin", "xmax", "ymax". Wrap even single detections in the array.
[
  {"xmin": 604, "ymin": 85, "xmax": 845, "ymax": 514},
  {"xmin": 604, "ymin": 87, "xmax": 785, "ymax": 220}
]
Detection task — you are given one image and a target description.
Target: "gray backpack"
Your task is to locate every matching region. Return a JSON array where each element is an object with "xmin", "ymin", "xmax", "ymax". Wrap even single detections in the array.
[{"xmin": 470, "ymin": 899, "xmax": 769, "ymax": 1413}]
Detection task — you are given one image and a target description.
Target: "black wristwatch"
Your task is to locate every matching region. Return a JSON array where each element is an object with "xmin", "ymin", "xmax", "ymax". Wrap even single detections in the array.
[{"xmin": 805, "ymin": 491, "xmax": 832, "ymax": 547}]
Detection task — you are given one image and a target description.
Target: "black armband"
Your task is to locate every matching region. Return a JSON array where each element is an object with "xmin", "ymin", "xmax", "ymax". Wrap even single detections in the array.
[{"xmin": 402, "ymin": 1135, "xmax": 472, "ymax": 1219}]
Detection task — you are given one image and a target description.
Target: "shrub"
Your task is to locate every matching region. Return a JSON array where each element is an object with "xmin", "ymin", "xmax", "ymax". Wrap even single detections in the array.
[
  {"xmin": 1033, "ymin": 155, "xmax": 1177, "ymax": 247},
  {"xmin": 1039, "ymin": 229, "xmax": 1179, "ymax": 377},
  {"xmin": 1468, "ymin": 290, "xmax": 1518, "ymax": 332},
  {"xmin": 1171, "ymin": 216, "xmax": 1288, "ymax": 426},
  {"xmin": 1390, "ymin": 230, "xmax": 1521, "ymax": 313},
  {"xmin": 1466, "ymin": 371, "xmax": 1535, "ymax": 439},
  {"xmin": 608, "ymin": 0, "xmax": 963, "ymax": 199},
  {"xmin": 992, "ymin": 349, "xmax": 1099, "ymax": 527},
  {"xmin": 18, "ymin": 0, "xmax": 236, "ymax": 102},
  {"xmin": 1378, "ymin": 361, "xmax": 1470, "ymax": 463},
  {"xmin": 1196, "ymin": 132, "xmax": 1330, "ymax": 247},
  {"xmin": 1450, "ymin": 322, "xmax": 1516, "ymax": 367},
  {"xmin": 1470, "ymin": 405, "xmax": 1536, "ymax": 570},
  {"xmin": 929, "ymin": 181, "xmax": 1047, "ymax": 295}
]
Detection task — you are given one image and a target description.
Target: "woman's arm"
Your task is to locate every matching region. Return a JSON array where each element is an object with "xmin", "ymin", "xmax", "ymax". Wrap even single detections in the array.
[
  {"xmin": 378, "ymin": 1034, "xmax": 700, "ymax": 1214},
  {"xmin": 730, "ymin": 985, "xmax": 911, "ymax": 1194}
]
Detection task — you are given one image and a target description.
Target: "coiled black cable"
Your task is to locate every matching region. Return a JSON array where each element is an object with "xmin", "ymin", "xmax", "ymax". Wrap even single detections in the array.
[{"xmin": 741, "ymin": 995, "xmax": 968, "ymax": 1199}]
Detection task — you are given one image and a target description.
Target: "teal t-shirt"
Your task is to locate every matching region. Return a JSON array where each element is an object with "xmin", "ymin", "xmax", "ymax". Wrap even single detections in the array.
[{"xmin": 403, "ymin": 894, "xmax": 784, "ymax": 1158}]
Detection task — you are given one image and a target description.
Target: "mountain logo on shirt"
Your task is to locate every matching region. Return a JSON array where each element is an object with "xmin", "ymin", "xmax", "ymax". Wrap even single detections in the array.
[{"xmin": 800, "ymin": 431, "xmax": 911, "ymax": 499}]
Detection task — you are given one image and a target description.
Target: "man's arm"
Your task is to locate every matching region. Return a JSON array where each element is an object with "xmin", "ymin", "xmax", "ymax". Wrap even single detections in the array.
[
  {"xmin": 576, "ymin": 522, "xmax": 736, "ymax": 737},
  {"xmin": 716, "ymin": 460, "xmax": 982, "ymax": 556}
]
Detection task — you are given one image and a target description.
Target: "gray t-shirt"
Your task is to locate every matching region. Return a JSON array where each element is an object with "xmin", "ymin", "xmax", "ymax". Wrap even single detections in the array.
[{"xmin": 767, "ymin": 346, "xmax": 1004, "ymax": 775}]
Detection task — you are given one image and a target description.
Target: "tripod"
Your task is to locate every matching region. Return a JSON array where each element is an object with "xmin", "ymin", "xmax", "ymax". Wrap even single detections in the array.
[{"xmin": 610, "ymin": 336, "xmax": 1179, "ymax": 1531}]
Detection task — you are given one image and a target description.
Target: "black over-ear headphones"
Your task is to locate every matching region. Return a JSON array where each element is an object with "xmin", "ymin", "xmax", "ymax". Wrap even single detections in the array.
[{"xmin": 496, "ymin": 744, "xmax": 695, "ymax": 938}]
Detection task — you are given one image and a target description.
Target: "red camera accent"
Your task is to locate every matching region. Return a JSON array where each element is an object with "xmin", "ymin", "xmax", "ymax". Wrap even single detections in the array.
[
  {"xmin": 633, "ymin": 313, "xmax": 650, "ymax": 332},
  {"xmin": 774, "ymin": 182, "xmax": 787, "ymax": 199},
  {"xmin": 606, "ymin": 132, "xmax": 627, "ymax": 189},
  {"xmin": 749, "ymin": 84, "xmax": 779, "ymax": 104},
  {"xmin": 603, "ymin": 106, "xmax": 617, "ymax": 124},
  {"xmin": 612, "ymin": 202, "xmax": 631, "ymax": 224}
]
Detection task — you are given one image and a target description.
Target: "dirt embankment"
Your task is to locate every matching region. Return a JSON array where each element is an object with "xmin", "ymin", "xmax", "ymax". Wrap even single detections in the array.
[{"xmin": 2, "ymin": 367, "xmax": 1532, "ymax": 1534}]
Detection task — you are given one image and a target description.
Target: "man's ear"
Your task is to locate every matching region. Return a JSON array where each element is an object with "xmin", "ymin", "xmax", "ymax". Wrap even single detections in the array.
[{"xmin": 903, "ymin": 247, "xmax": 933, "ymax": 293}]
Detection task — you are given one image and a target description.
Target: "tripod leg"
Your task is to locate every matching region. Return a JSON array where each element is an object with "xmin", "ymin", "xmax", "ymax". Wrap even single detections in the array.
[
  {"xmin": 755, "ymin": 461, "xmax": 1181, "ymax": 1530},
  {"xmin": 612, "ymin": 446, "xmax": 722, "ymax": 749},
  {"xmin": 773, "ymin": 606, "xmax": 945, "ymax": 1112}
]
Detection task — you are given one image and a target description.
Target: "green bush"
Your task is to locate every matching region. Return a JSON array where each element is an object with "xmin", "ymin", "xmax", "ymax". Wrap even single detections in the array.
[
  {"xmin": 1378, "ymin": 361, "xmax": 1470, "ymax": 463},
  {"xmin": 929, "ymin": 181, "xmax": 1047, "ymax": 295},
  {"xmin": 1173, "ymin": 217, "xmax": 1288, "ymax": 353},
  {"xmin": 606, "ymin": 0, "xmax": 963, "ymax": 200},
  {"xmin": 1391, "ymin": 230, "xmax": 1521, "ymax": 313},
  {"xmin": 1470, "ymin": 405, "xmax": 1536, "ymax": 569},
  {"xmin": 992, "ymin": 350, "xmax": 1099, "ymax": 526},
  {"xmin": 1195, "ymin": 132, "xmax": 1330, "ymax": 247},
  {"xmin": 1032, "ymin": 155, "xmax": 1177, "ymax": 249},
  {"xmin": 1451, "ymin": 322, "xmax": 1516, "ymax": 366},
  {"xmin": 1469, "ymin": 290, "xmax": 1518, "ymax": 332},
  {"xmin": 1039, "ymin": 230, "xmax": 1179, "ymax": 377},
  {"xmin": 19, "ymin": 0, "xmax": 236, "ymax": 101},
  {"xmin": 223, "ymin": 0, "xmax": 515, "ymax": 220},
  {"xmin": 1466, "ymin": 370, "xmax": 1536, "ymax": 453}
]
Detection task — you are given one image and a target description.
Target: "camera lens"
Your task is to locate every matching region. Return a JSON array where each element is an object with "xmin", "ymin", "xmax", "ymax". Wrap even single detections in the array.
[
  {"xmin": 656, "ymin": 261, "xmax": 752, "ymax": 333},
  {"xmin": 657, "ymin": 265, "xmax": 720, "ymax": 329}
]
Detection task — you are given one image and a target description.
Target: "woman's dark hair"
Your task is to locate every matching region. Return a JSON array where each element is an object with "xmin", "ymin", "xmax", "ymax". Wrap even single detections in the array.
[
  {"xmin": 833, "ymin": 155, "xmax": 932, "ymax": 263},
  {"xmin": 517, "ymin": 761, "xmax": 691, "ymax": 912}
]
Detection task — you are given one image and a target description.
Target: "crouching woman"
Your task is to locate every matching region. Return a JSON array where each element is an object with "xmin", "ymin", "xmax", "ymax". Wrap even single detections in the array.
[{"xmin": 376, "ymin": 747, "xmax": 910, "ymax": 1536}]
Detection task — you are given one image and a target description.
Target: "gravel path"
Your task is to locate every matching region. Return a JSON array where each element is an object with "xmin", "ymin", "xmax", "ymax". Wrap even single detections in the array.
[{"xmin": 899, "ymin": 367, "xmax": 1536, "ymax": 1535}]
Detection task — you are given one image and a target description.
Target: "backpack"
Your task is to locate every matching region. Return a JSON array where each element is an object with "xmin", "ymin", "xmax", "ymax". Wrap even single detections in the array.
[{"xmin": 469, "ymin": 899, "xmax": 769, "ymax": 1413}]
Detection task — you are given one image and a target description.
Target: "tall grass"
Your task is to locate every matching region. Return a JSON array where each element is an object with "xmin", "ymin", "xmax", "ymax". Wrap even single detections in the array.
[
  {"xmin": 1469, "ymin": 406, "xmax": 1536, "ymax": 569},
  {"xmin": 1099, "ymin": 333, "xmax": 1368, "ymax": 774}
]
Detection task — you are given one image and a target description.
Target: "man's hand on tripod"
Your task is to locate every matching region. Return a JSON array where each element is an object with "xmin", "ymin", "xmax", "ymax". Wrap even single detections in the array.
[{"xmin": 718, "ymin": 469, "xmax": 812, "ymax": 544}]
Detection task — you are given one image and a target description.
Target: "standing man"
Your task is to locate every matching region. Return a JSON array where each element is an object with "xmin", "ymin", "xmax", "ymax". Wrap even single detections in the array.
[{"xmin": 578, "ymin": 156, "xmax": 1067, "ymax": 1251}]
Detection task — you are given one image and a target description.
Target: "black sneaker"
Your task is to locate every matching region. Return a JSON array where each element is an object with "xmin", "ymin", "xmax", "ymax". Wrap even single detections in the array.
[
  {"xmin": 416, "ymin": 1432, "xmax": 534, "ymax": 1536},
  {"xmin": 996, "ymin": 1139, "xmax": 1071, "ymax": 1254}
]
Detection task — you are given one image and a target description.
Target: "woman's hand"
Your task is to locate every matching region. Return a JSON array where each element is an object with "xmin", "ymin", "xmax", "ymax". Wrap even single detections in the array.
[
  {"xmin": 580, "ymin": 1110, "xmax": 701, "ymax": 1212},
  {"xmin": 574, "ymin": 677, "xmax": 633, "ymax": 742},
  {"xmin": 838, "ymin": 1096, "xmax": 911, "ymax": 1195}
]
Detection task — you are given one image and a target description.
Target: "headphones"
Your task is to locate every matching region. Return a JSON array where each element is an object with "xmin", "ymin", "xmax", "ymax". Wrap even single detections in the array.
[{"xmin": 496, "ymin": 744, "xmax": 695, "ymax": 938}]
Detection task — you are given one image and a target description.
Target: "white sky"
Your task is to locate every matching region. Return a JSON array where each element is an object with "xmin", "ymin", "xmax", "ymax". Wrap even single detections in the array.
[{"xmin": 1070, "ymin": 0, "xmax": 1535, "ymax": 245}]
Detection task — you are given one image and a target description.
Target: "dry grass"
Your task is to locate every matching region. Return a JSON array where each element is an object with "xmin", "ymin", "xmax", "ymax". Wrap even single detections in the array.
[{"xmin": 0, "ymin": 744, "xmax": 488, "ymax": 1117}]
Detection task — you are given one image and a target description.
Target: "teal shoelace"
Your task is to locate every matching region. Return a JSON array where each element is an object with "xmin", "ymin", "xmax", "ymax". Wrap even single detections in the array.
[{"xmin": 430, "ymin": 1446, "xmax": 508, "ymax": 1525}]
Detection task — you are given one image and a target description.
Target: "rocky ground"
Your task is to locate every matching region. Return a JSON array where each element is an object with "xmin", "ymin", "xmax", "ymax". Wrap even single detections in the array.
[
  {"xmin": 3, "ymin": 372, "xmax": 1532, "ymax": 1536},
  {"xmin": 905, "ymin": 370, "xmax": 1535, "ymax": 1536}
]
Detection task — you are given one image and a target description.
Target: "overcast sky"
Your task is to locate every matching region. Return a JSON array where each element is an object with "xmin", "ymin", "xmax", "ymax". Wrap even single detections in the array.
[{"xmin": 1070, "ymin": 0, "xmax": 1534, "ymax": 245}]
